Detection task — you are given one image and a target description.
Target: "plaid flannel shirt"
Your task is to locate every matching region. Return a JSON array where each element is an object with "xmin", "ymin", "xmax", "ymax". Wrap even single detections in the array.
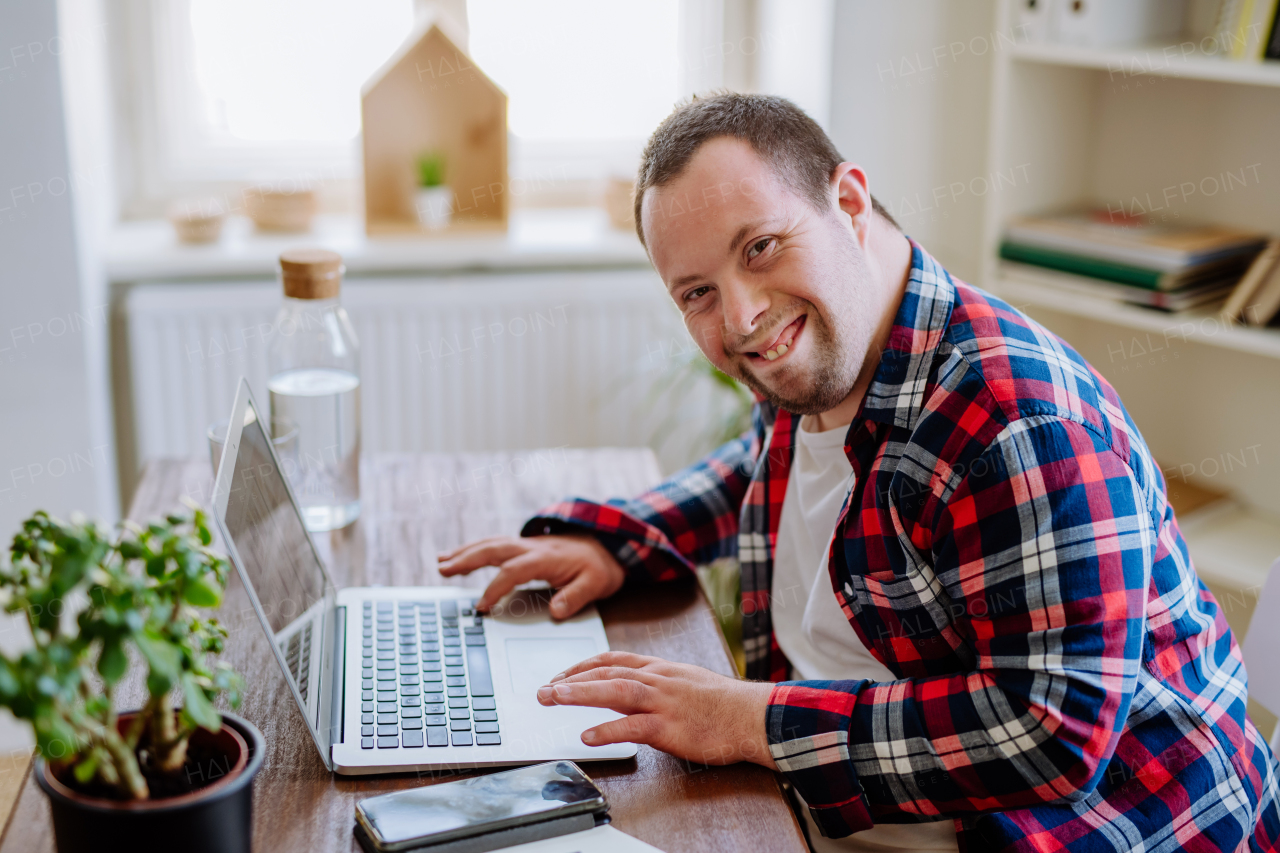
[{"xmin": 523, "ymin": 242, "xmax": 1280, "ymax": 852}]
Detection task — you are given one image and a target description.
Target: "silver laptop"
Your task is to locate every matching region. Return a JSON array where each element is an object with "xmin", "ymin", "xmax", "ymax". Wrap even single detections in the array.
[{"xmin": 210, "ymin": 378, "xmax": 636, "ymax": 774}]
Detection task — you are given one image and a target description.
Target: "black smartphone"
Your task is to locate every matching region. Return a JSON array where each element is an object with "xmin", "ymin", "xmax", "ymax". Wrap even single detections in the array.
[{"xmin": 355, "ymin": 761, "xmax": 607, "ymax": 852}]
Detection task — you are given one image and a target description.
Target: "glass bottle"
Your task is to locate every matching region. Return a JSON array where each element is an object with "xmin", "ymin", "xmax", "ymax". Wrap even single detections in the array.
[{"xmin": 268, "ymin": 248, "xmax": 361, "ymax": 531}]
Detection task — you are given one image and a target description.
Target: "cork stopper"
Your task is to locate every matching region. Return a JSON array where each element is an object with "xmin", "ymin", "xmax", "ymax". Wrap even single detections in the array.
[{"xmin": 279, "ymin": 248, "xmax": 343, "ymax": 299}]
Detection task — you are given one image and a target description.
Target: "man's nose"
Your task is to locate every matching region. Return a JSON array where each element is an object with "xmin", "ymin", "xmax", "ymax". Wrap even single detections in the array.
[{"xmin": 719, "ymin": 277, "xmax": 772, "ymax": 340}]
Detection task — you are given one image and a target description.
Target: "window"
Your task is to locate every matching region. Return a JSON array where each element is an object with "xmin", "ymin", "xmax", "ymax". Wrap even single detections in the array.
[{"xmin": 117, "ymin": 0, "xmax": 742, "ymax": 213}]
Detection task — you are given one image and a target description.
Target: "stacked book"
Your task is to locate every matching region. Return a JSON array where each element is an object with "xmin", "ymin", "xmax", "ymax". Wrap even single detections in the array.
[{"xmin": 1000, "ymin": 209, "xmax": 1268, "ymax": 312}]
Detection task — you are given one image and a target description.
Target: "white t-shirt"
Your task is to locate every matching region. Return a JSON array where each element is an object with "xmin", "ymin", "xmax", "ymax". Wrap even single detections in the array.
[{"xmin": 771, "ymin": 418, "xmax": 958, "ymax": 853}]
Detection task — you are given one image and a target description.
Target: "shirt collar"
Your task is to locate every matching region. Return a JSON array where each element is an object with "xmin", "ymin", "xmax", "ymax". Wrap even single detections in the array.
[{"xmin": 858, "ymin": 239, "xmax": 957, "ymax": 432}]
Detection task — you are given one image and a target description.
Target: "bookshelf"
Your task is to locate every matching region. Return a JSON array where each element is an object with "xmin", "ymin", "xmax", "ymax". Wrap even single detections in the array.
[{"xmin": 980, "ymin": 1, "xmax": 1280, "ymax": 619}]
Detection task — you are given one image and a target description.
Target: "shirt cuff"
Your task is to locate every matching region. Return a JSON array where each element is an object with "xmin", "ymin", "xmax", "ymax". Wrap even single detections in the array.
[
  {"xmin": 767, "ymin": 680, "xmax": 874, "ymax": 839},
  {"xmin": 521, "ymin": 499, "xmax": 693, "ymax": 584}
]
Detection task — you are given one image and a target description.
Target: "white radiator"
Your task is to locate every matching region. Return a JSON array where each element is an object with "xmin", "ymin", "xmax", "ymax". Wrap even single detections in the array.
[{"xmin": 123, "ymin": 269, "xmax": 736, "ymax": 481}]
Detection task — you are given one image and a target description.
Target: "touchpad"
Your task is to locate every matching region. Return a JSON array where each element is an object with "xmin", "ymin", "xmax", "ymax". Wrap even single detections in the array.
[{"xmin": 506, "ymin": 638, "xmax": 599, "ymax": 698}]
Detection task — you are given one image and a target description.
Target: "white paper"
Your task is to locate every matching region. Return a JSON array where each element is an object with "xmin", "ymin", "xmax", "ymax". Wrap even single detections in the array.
[{"xmin": 500, "ymin": 825, "xmax": 665, "ymax": 853}]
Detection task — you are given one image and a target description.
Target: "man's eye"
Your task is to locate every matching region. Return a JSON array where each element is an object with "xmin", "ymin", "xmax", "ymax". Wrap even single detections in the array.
[
  {"xmin": 684, "ymin": 286, "xmax": 712, "ymax": 303},
  {"xmin": 746, "ymin": 237, "xmax": 773, "ymax": 260}
]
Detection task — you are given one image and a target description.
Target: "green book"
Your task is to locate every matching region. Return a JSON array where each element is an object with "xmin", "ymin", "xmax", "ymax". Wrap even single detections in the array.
[
  {"xmin": 999, "ymin": 241, "xmax": 1163, "ymax": 288},
  {"xmin": 999, "ymin": 241, "xmax": 1254, "ymax": 291}
]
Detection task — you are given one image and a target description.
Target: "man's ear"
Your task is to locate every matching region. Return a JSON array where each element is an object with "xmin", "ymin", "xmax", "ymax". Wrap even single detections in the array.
[{"xmin": 832, "ymin": 163, "xmax": 873, "ymax": 247}]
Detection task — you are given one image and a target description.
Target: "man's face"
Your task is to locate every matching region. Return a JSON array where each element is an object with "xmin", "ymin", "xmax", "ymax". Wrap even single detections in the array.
[{"xmin": 641, "ymin": 137, "xmax": 880, "ymax": 416}]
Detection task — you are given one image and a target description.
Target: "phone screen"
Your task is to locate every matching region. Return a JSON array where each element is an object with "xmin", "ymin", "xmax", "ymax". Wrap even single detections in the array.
[{"xmin": 357, "ymin": 761, "xmax": 605, "ymax": 849}]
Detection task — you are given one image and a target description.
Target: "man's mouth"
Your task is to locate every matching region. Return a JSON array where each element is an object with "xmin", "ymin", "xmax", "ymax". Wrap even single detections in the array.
[{"xmin": 748, "ymin": 315, "xmax": 806, "ymax": 363}]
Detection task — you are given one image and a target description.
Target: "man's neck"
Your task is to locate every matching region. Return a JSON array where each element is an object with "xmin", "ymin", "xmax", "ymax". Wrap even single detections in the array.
[{"xmin": 805, "ymin": 223, "xmax": 914, "ymax": 434}]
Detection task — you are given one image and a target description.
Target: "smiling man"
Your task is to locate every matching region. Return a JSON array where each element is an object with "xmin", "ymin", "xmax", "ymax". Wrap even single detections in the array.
[{"xmin": 439, "ymin": 94, "xmax": 1280, "ymax": 852}]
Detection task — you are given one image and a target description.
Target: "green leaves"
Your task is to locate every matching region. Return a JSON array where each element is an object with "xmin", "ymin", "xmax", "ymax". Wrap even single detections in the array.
[
  {"xmin": 182, "ymin": 574, "xmax": 222, "ymax": 608},
  {"xmin": 180, "ymin": 673, "xmax": 220, "ymax": 732},
  {"xmin": 0, "ymin": 507, "xmax": 242, "ymax": 797},
  {"xmin": 97, "ymin": 637, "xmax": 127, "ymax": 685}
]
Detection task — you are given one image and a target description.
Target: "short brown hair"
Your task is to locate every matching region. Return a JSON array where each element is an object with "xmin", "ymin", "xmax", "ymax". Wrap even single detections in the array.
[{"xmin": 633, "ymin": 92, "xmax": 898, "ymax": 247}]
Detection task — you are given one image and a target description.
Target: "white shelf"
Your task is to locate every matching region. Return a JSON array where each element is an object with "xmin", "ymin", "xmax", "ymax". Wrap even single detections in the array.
[
  {"xmin": 994, "ymin": 270, "xmax": 1280, "ymax": 361},
  {"xmin": 1179, "ymin": 500, "xmax": 1280, "ymax": 592},
  {"xmin": 1010, "ymin": 41, "xmax": 1280, "ymax": 89}
]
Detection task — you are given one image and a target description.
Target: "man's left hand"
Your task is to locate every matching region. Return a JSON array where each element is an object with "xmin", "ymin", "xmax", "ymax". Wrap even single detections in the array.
[{"xmin": 536, "ymin": 651, "xmax": 777, "ymax": 770}]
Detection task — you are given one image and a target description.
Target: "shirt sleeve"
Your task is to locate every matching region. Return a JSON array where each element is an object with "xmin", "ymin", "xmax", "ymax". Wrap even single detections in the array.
[
  {"xmin": 521, "ymin": 409, "xmax": 765, "ymax": 583},
  {"xmin": 766, "ymin": 416, "xmax": 1155, "ymax": 837}
]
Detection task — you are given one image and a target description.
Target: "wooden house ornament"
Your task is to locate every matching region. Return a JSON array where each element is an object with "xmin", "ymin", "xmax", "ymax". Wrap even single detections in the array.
[{"xmin": 361, "ymin": 20, "xmax": 508, "ymax": 235}]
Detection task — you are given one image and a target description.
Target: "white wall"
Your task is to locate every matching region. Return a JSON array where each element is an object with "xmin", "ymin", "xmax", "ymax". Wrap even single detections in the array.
[
  {"xmin": 0, "ymin": 0, "xmax": 117, "ymax": 751},
  {"xmin": 827, "ymin": 0, "xmax": 999, "ymax": 283}
]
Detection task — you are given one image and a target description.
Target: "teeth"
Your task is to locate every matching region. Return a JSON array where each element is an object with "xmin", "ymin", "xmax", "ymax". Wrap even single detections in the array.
[
  {"xmin": 764, "ymin": 350, "xmax": 778, "ymax": 361},
  {"xmin": 776, "ymin": 343, "xmax": 788, "ymax": 355}
]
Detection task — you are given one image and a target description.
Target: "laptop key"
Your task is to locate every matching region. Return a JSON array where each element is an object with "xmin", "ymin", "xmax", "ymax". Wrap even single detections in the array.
[
  {"xmin": 401, "ymin": 707, "xmax": 421, "ymax": 718},
  {"xmin": 426, "ymin": 727, "xmax": 448, "ymax": 747},
  {"xmin": 476, "ymin": 734, "xmax": 501, "ymax": 746},
  {"xmin": 377, "ymin": 714, "xmax": 398, "ymax": 725},
  {"xmin": 442, "ymin": 627, "xmax": 460, "ymax": 637},
  {"xmin": 464, "ymin": 634, "xmax": 486, "ymax": 647},
  {"xmin": 449, "ymin": 719, "xmax": 470, "ymax": 731},
  {"xmin": 377, "ymin": 661, "xmax": 396, "ymax": 670},
  {"xmin": 377, "ymin": 671, "xmax": 396, "ymax": 681},
  {"xmin": 471, "ymin": 698, "xmax": 496, "ymax": 711},
  {"xmin": 399, "ymin": 666, "xmax": 418, "ymax": 676},
  {"xmin": 363, "ymin": 680, "xmax": 374, "ymax": 690},
  {"xmin": 377, "ymin": 736, "xmax": 398, "ymax": 749},
  {"xmin": 447, "ymin": 697, "xmax": 469, "ymax": 709},
  {"xmin": 473, "ymin": 711, "xmax": 498, "ymax": 722},
  {"xmin": 362, "ymin": 691, "xmax": 373, "ymax": 701},
  {"xmin": 445, "ymin": 666, "xmax": 465, "ymax": 677},
  {"xmin": 423, "ymin": 671, "xmax": 443, "ymax": 682},
  {"xmin": 377, "ymin": 702, "xmax": 396, "ymax": 713},
  {"xmin": 465, "ymin": 647, "xmax": 495, "ymax": 697},
  {"xmin": 401, "ymin": 696, "xmax": 422, "ymax": 707},
  {"xmin": 451, "ymin": 731, "xmax": 472, "ymax": 746},
  {"xmin": 425, "ymin": 715, "xmax": 447, "ymax": 726},
  {"xmin": 423, "ymin": 682, "xmax": 444, "ymax": 693},
  {"xmin": 362, "ymin": 725, "xmax": 374, "ymax": 736},
  {"xmin": 444, "ymin": 637, "xmax": 461, "ymax": 647},
  {"xmin": 448, "ymin": 708, "xmax": 470, "ymax": 720},
  {"xmin": 463, "ymin": 625, "xmax": 484, "ymax": 635},
  {"xmin": 400, "ymin": 675, "xmax": 419, "ymax": 686},
  {"xmin": 377, "ymin": 683, "xmax": 396, "ymax": 693},
  {"xmin": 402, "ymin": 718, "xmax": 422, "ymax": 729},
  {"xmin": 363, "ymin": 702, "xmax": 374, "ymax": 712},
  {"xmin": 423, "ymin": 661, "xmax": 442, "ymax": 672},
  {"xmin": 377, "ymin": 725, "xmax": 397, "ymax": 737},
  {"xmin": 402, "ymin": 730, "xmax": 424, "ymax": 748},
  {"xmin": 361, "ymin": 737, "xmax": 374, "ymax": 749},
  {"xmin": 441, "ymin": 601, "xmax": 458, "ymax": 618},
  {"xmin": 475, "ymin": 722, "xmax": 499, "ymax": 734},
  {"xmin": 446, "ymin": 677, "xmax": 467, "ymax": 688},
  {"xmin": 362, "ymin": 714, "xmax": 373, "ymax": 724},
  {"xmin": 447, "ymin": 687, "xmax": 467, "ymax": 698}
]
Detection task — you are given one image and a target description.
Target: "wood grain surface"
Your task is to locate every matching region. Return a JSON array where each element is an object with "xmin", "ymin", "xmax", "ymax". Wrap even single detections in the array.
[{"xmin": 0, "ymin": 451, "xmax": 807, "ymax": 853}]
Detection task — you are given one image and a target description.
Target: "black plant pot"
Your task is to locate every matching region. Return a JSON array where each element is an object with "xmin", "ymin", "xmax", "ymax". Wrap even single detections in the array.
[{"xmin": 35, "ymin": 712, "xmax": 264, "ymax": 853}]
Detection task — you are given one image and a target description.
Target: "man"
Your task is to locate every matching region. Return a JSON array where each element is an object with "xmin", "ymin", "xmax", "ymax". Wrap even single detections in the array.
[{"xmin": 439, "ymin": 94, "xmax": 1280, "ymax": 851}]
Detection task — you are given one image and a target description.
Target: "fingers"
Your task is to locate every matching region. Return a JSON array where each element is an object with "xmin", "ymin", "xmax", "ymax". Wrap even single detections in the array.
[
  {"xmin": 556, "ymin": 666, "xmax": 661, "ymax": 688},
  {"xmin": 550, "ymin": 650, "xmax": 658, "ymax": 682},
  {"xmin": 536, "ymin": 677, "xmax": 654, "ymax": 713},
  {"xmin": 475, "ymin": 555, "xmax": 556, "ymax": 611},
  {"xmin": 581, "ymin": 714, "xmax": 660, "ymax": 747},
  {"xmin": 549, "ymin": 572, "xmax": 602, "ymax": 620},
  {"xmin": 438, "ymin": 539, "xmax": 527, "ymax": 577}
]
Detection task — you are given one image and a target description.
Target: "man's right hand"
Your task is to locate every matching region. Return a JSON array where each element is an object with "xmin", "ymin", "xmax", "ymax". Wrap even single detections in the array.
[{"xmin": 437, "ymin": 535, "xmax": 626, "ymax": 620}]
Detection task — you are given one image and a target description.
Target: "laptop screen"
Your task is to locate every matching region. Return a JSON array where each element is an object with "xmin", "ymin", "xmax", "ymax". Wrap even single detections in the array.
[{"xmin": 221, "ymin": 398, "xmax": 329, "ymax": 634}]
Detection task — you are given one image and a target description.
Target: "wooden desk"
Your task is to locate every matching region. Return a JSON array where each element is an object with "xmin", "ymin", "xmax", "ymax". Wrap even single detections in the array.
[{"xmin": 0, "ymin": 451, "xmax": 807, "ymax": 853}]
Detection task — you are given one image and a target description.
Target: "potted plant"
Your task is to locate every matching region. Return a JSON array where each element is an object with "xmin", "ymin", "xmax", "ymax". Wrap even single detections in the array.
[
  {"xmin": 0, "ymin": 506, "xmax": 263, "ymax": 853},
  {"xmin": 414, "ymin": 150, "xmax": 453, "ymax": 230}
]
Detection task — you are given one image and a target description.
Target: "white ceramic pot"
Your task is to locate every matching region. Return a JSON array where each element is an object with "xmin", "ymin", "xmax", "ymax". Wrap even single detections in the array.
[{"xmin": 415, "ymin": 186, "xmax": 454, "ymax": 230}]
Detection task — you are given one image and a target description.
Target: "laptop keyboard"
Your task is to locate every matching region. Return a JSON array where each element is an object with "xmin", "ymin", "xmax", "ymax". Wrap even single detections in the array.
[{"xmin": 358, "ymin": 599, "xmax": 501, "ymax": 750}]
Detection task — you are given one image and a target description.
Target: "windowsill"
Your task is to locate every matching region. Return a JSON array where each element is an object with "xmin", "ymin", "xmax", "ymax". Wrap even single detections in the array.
[{"xmin": 105, "ymin": 207, "xmax": 648, "ymax": 283}]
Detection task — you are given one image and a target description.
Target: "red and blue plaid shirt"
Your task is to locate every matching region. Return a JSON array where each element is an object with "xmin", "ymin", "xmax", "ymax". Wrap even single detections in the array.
[{"xmin": 523, "ymin": 242, "xmax": 1280, "ymax": 852}]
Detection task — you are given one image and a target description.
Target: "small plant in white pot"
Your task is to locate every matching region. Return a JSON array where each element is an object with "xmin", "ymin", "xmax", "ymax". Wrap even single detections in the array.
[
  {"xmin": 1, "ymin": 506, "xmax": 263, "ymax": 853},
  {"xmin": 414, "ymin": 151, "xmax": 453, "ymax": 230}
]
